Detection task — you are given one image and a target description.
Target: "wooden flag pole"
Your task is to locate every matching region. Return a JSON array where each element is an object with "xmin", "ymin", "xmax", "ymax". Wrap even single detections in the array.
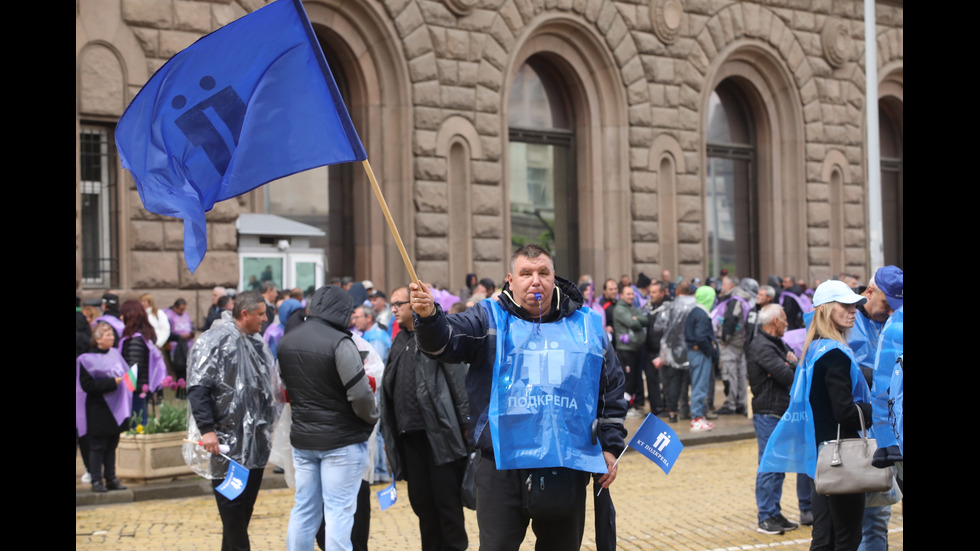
[{"xmin": 361, "ymin": 159, "xmax": 420, "ymax": 286}]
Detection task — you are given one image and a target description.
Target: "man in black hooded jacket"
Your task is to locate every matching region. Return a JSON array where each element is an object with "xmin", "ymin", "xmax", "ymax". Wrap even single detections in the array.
[{"xmin": 277, "ymin": 286, "xmax": 379, "ymax": 551}]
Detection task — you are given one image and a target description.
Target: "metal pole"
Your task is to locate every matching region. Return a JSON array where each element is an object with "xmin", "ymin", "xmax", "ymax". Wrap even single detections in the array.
[{"xmin": 864, "ymin": 0, "xmax": 883, "ymax": 270}]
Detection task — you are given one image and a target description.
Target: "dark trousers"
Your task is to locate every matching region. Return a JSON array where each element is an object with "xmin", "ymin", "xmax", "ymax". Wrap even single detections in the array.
[
  {"xmin": 593, "ymin": 474, "xmax": 616, "ymax": 551},
  {"xmin": 88, "ymin": 433, "xmax": 120, "ymax": 483},
  {"xmin": 475, "ymin": 454, "xmax": 588, "ymax": 551},
  {"xmin": 317, "ymin": 480, "xmax": 370, "ymax": 551},
  {"xmin": 640, "ymin": 349, "xmax": 664, "ymax": 412},
  {"xmin": 401, "ymin": 431, "xmax": 468, "ymax": 551},
  {"xmin": 616, "ymin": 349, "xmax": 641, "ymax": 407},
  {"xmin": 662, "ymin": 365, "xmax": 691, "ymax": 414},
  {"xmin": 77, "ymin": 430, "xmax": 91, "ymax": 473},
  {"xmin": 809, "ymin": 478, "xmax": 864, "ymax": 551},
  {"xmin": 211, "ymin": 468, "xmax": 264, "ymax": 551}
]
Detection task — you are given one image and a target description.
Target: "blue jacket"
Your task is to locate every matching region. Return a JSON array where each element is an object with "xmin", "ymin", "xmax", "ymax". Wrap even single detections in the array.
[{"xmin": 414, "ymin": 276, "xmax": 628, "ymax": 458}]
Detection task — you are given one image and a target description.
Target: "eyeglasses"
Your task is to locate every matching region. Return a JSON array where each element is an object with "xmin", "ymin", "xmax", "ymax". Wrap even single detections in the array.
[{"xmin": 391, "ymin": 301, "xmax": 410, "ymax": 310}]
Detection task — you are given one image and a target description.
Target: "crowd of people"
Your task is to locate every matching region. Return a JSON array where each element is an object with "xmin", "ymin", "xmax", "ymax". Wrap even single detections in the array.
[{"xmin": 76, "ymin": 252, "xmax": 903, "ymax": 551}]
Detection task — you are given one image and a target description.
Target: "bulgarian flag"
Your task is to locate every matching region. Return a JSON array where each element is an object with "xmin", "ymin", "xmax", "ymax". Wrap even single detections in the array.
[{"xmin": 123, "ymin": 364, "xmax": 139, "ymax": 392}]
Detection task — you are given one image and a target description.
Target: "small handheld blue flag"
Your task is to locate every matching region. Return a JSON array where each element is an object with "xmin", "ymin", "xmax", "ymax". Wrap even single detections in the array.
[
  {"xmin": 376, "ymin": 480, "xmax": 397, "ymax": 511},
  {"xmin": 629, "ymin": 413, "xmax": 684, "ymax": 474},
  {"xmin": 215, "ymin": 457, "xmax": 250, "ymax": 500},
  {"xmin": 115, "ymin": 0, "xmax": 366, "ymax": 272}
]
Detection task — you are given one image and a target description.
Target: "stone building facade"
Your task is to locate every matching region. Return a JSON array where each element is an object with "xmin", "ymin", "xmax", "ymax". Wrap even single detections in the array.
[{"xmin": 76, "ymin": 0, "xmax": 903, "ymax": 321}]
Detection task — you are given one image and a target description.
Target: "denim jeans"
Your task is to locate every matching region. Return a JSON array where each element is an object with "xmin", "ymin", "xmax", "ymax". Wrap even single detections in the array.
[
  {"xmin": 373, "ymin": 428, "xmax": 389, "ymax": 483},
  {"xmin": 754, "ymin": 414, "xmax": 812, "ymax": 522},
  {"xmin": 688, "ymin": 349, "xmax": 711, "ymax": 418},
  {"xmin": 857, "ymin": 505, "xmax": 891, "ymax": 551},
  {"xmin": 287, "ymin": 441, "xmax": 369, "ymax": 551}
]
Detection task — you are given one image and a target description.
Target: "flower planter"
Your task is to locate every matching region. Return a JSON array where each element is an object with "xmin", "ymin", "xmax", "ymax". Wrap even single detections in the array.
[{"xmin": 117, "ymin": 432, "xmax": 192, "ymax": 481}]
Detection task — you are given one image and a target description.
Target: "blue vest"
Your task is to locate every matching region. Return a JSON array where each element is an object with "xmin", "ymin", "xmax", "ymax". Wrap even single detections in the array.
[
  {"xmin": 485, "ymin": 300, "xmax": 607, "ymax": 472},
  {"xmin": 759, "ymin": 339, "xmax": 870, "ymax": 478},
  {"xmin": 872, "ymin": 307, "xmax": 903, "ymax": 450}
]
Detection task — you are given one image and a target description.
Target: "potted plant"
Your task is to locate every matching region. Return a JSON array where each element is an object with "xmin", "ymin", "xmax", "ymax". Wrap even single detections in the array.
[{"xmin": 116, "ymin": 376, "xmax": 193, "ymax": 481}]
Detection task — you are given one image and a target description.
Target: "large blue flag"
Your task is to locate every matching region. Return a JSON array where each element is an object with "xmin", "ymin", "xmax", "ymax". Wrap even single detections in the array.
[
  {"xmin": 629, "ymin": 413, "xmax": 684, "ymax": 475},
  {"xmin": 115, "ymin": 0, "xmax": 366, "ymax": 272}
]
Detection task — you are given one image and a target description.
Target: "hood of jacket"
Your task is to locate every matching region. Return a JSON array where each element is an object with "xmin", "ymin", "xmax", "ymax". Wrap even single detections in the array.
[
  {"xmin": 276, "ymin": 298, "xmax": 303, "ymax": 328},
  {"xmin": 307, "ymin": 286, "xmax": 353, "ymax": 333},
  {"xmin": 497, "ymin": 275, "xmax": 584, "ymax": 322},
  {"xmin": 695, "ymin": 285, "xmax": 716, "ymax": 312}
]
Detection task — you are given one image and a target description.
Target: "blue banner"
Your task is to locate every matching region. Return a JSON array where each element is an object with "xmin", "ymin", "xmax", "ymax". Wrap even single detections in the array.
[
  {"xmin": 629, "ymin": 414, "xmax": 684, "ymax": 474},
  {"xmin": 376, "ymin": 480, "xmax": 397, "ymax": 511},
  {"xmin": 214, "ymin": 458, "xmax": 249, "ymax": 500},
  {"xmin": 115, "ymin": 0, "xmax": 366, "ymax": 272}
]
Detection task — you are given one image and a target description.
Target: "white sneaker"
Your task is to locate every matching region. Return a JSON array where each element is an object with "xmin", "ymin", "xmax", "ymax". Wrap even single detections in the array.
[
  {"xmin": 690, "ymin": 417, "xmax": 715, "ymax": 432},
  {"xmin": 81, "ymin": 472, "xmax": 92, "ymax": 483}
]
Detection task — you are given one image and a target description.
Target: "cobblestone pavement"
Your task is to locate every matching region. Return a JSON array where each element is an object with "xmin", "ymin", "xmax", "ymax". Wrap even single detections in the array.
[{"xmin": 76, "ymin": 438, "xmax": 903, "ymax": 550}]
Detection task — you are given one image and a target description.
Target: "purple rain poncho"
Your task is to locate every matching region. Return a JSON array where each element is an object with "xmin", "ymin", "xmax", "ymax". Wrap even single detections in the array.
[
  {"xmin": 75, "ymin": 348, "xmax": 133, "ymax": 437},
  {"xmin": 431, "ymin": 288, "xmax": 461, "ymax": 312}
]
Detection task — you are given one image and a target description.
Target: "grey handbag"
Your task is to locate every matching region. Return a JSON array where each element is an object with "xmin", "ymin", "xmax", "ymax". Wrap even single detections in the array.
[{"xmin": 814, "ymin": 405, "xmax": 894, "ymax": 495}]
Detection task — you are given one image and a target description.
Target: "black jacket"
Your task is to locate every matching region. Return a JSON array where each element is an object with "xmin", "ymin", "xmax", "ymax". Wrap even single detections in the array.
[
  {"xmin": 379, "ymin": 330, "xmax": 470, "ymax": 480},
  {"xmin": 810, "ymin": 347, "xmax": 873, "ymax": 445},
  {"xmin": 277, "ymin": 286, "xmax": 378, "ymax": 451},
  {"xmin": 122, "ymin": 337, "xmax": 151, "ymax": 389},
  {"xmin": 746, "ymin": 329, "xmax": 796, "ymax": 416}
]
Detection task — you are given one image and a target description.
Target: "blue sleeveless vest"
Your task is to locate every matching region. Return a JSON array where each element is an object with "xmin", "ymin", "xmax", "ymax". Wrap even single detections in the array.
[
  {"xmin": 484, "ymin": 300, "xmax": 607, "ymax": 472},
  {"xmin": 759, "ymin": 339, "xmax": 870, "ymax": 478}
]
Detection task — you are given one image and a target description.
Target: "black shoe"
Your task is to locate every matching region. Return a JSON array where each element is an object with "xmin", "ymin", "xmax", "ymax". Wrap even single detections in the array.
[
  {"xmin": 273, "ymin": 466, "xmax": 285, "ymax": 474},
  {"xmin": 91, "ymin": 481, "xmax": 108, "ymax": 493},
  {"xmin": 799, "ymin": 510, "xmax": 814, "ymax": 526},
  {"xmin": 704, "ymin": 410, "xmax": 719, "ymax": 420},
  {"xmin": 757, "ymin": 518, "xmax": 785, "ymax": 535},
  {"xmin": 668, "ymin": 413, "xmax": 678, "ymax": 423},
  {"xmin": 106, "ymin": 478, "xmax": 128, "ymax": 491},
  {"xmin": 715, "ymin": 407, "xmax": 737, "ymax": 415},
  {"xmin": 773, "ymin": 514, "xmax": 799, "ymax": 531}
]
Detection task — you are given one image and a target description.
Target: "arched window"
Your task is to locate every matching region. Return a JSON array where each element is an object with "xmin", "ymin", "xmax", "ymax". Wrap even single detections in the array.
[
  {"xmin": 705, "ymin": 79, "xmax": 758, "ymax": 278},
  {"xmin": 507, "ymin": 57, "xmax": 577, "ymax": 277},
  {"xmin": 879, "ymin": 99, "xmax": 903, "ymax": 268}
]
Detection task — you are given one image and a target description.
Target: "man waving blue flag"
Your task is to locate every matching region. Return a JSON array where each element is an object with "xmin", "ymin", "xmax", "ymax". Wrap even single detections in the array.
[{"xmin": 115, "ymin": 0, "xmax": 366, "ymax": 272}]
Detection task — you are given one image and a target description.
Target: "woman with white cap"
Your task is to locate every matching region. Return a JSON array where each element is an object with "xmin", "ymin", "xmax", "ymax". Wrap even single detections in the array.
[
  {"xmin": 759, "ymin": 280, "xmax": 872, "ymax": 549},
  {"xmin": 804, "ymin": 280, "xmax": 874, "ymax": 550}
]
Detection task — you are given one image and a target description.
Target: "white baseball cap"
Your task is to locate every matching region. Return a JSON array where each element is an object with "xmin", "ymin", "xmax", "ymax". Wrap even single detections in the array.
[{"xmin": 812, "ymin": 280, "xmax": 867, "ymax": 307}]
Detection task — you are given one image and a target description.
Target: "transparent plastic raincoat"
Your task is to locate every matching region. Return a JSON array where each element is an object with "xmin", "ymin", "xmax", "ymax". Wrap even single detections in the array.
[
  {"xmin": 183, "ymin": 313, "xmax": 282, "ymax": 479},
  {"xmin": 660, "ymin": 295, "xmax": 697, "ymax": 368}
]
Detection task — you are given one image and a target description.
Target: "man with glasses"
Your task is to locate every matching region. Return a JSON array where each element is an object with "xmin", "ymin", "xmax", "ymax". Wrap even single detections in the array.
[{"xmin": 378, "ymin": 287, "xmax": 470, "ymax": 551}]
